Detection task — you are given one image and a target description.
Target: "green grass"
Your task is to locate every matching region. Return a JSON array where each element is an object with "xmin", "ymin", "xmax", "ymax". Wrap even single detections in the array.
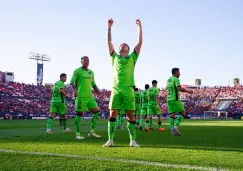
[{"xmin": 0, "ymin": 119, "xmax": 243, "ymax": 171}]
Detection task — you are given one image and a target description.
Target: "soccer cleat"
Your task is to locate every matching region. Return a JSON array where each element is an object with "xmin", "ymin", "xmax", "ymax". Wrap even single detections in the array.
[
  {"xmin": 103, "ymin": 140, "xmax": 115, "ymax": 147},
  {"xmin": 129, "ymin": 140, "xmax": 140, "ymax": 148},
  {"xmin": 88, "ymin": 132, "xmax": 101, "ymax": 139},
  {"xmin": 158, "ymin": 128, "xmax": 165, "ymax": 132},
  {"xmin": 76, "ymin": 135, "xmax": 85, "ymax": 140},
  {"xmin": 63, "ymin": 128, "xmax": 71, "ymax": 133},
  {"xmin": 145, "ymin": 127, "xmax": 150, "ymax": 132},
  {"xmin": 46, "ymin": 130, "xmax": 53, "ymax": 134},
  {"xmin": 174, "ymin": 126, "xmax": 181, "ymax": 136}
]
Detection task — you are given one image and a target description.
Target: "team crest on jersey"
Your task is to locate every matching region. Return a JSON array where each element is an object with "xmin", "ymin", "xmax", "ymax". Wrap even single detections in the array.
[{"xmin": 88, "ymin": 71, "xmax": 92, "ymax": 75}]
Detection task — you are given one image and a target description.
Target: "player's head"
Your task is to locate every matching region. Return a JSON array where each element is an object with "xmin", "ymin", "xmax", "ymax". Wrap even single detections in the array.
[
  {"xmin": 152, "ymin": 80, "xmax": 157, "ymax": 87},
  {"xmin": 119, "ymin": 43, "xmax": 130, "ymax": 57},
  {"xmin": 134, "ymin": 87, "xmax": 139, "ymax": 92},
  {"xmin": 172, "ymin": 68, "xmax": 180, "ymax": 78},
  {"xmin": 145, "ymin": 84, "xmax": 150, "ymax": 90},
  {"xmin": 60, "ymin": 73, "xmax": 67, "ymax": 82},
  {"xmin": 81, "ymin": 56, "xmax": 89, "ymax": 68}
]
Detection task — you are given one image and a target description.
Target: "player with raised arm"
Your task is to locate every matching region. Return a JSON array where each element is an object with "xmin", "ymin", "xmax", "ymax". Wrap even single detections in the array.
[
  {"xmin": 103, "ymin": 18, "xmax": 143, "ymax": 147},
  {"xmin": 47, "ymin": 73, "xmax": 71, "ymax": 134},
  {"xmin": 70, "ymin": 56, "xmax": 103, "ymax": 140},
  {"xmin": 166, "ymin": 68, "xmax": 193, "ymax": 136},
  {"xmin": 134, "ymin": 87, "xmax": 141, "ymax": 128},
  {"xmin": 139, "ymin": 84, "xmax": 149, "ymax": 130},
  {"xmin": 145, "ymin": 80, "xmax": 165, "ymax": 132}
]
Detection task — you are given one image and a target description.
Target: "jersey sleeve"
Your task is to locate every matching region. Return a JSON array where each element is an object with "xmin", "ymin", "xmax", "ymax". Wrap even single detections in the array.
[
  {"xmin": 59, "ymin": 82, "xmax": 65, "ymax": 89},
  {"xmin": 155, "ymin": 88, "xmax": 159, "ymax": 96},
  {"xmin": 91, "ymin": 71, "xmax": 96, "ymax": 87},
  {"xmin": 130, "ymin": 49, "xmax": 139, "ymax": 62},
  {"xmin": 175, "ymin": 78, "xmax": 181, "ymax": 87},
  {"xmin": 110, "ymin": 51, "xmax": 118, "ymax": 60},
  {"xmin": 70, "ymin": 69, "xmax": 78, "ymax": 84}
]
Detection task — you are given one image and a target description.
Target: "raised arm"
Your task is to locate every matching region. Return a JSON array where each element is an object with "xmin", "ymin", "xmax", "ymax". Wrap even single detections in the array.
[
  {"xmin": 134, "ymin": 19, "xmax": 143, "ymax": 55},
  {"xmin": 108, "ymin": 18, "xmax": 114, "ymax": 55}
]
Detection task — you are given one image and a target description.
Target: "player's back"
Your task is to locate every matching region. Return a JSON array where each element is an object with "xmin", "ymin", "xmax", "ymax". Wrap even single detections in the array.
[
  {"xmin": 147, "ymin": 87, "xmax": 158, "ymax": 105},
  {"xmin": 51, "ymin": 80, "xmax": 64, "ymax": 103},
  {"xmin": 141, "ymin": 90, "xmax": 148, "ymax": 105},
  {"xmin": 134, "ymin": 91, "xmax": 141, "ymax": 108},
  {"xmin": 166, "ymin": 76, "xmax": 180, "ymax": 101}
]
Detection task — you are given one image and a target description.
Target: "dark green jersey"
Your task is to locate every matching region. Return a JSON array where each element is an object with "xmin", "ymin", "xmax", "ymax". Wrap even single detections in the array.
[
  {"xmin": 70, "ymin": 67, "xmax": 96, "ymax": 98},
  {"xmin": 110, "ymin": 50, "xmax": 139, "ymax": 87},
  {"xmin": 134, "ymin": 92, "xmax": 141, "ymax": 108},
  {"xmin": 166, "ymin": 76, "xmax": 181, "ymax": 101},
  {"xmin": 141, "ymin": 90, "xmax": 148, "ymax": 105},
  {"xmin": 51, "ymin": 80, "xmax": 65, "ymax": 103},
  {"xmin": 147, "ymin": 87, "xmax": 159, "ymax": 105}
]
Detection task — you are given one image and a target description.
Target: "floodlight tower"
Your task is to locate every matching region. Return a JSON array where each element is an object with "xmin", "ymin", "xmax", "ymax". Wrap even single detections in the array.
[{"xmin": 29, "ymin": 52, "xmax": 51, "ymax": 85}]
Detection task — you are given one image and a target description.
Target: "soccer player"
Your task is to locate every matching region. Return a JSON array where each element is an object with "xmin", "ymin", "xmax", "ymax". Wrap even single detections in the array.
[
  {"xmin": 139, "ymin": 84, "xmax": 149, "ymax": 130},
  {"xmin": 47, "ymin": 73, "xmax": 71, "ymax": 134},
  {"xmin": 145, "ymin": 80, "xmax": 165, "ymax": 132},
  {"xmin": 103, "ymin": 18, "xmax": 143, "ymax": 147},
  {"xmin": 117, "ymin": 105, "xmax": 125, "ymax": 130},
  {"xmin": 166, "ymin": 68, "xmax": 193, "ymax": 136},
  {"xmin": 134, "ymin": 87, "xmax": 141, "ymax": 128},
  {"xmin": 70, "ymin": 56, "xmax": 103, "ymax": 140}
]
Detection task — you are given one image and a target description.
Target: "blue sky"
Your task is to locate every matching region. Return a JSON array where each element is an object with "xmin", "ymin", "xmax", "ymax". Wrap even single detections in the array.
[{"xmin": 0, "ymin": 0, "xmax": 243, "ymax": 89}]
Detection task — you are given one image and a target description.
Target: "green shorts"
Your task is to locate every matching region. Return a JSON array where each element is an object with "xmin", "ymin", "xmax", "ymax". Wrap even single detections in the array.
[
  {"xmin": 109, "ymin": 86, "xmax": 135, "ymax": 110},
  {"xmin": 147, "ymin": 105, "xmax": 161, "ymax": 115},
  {"xmin": 75, "ymin": 97, "xmax": 98, "ymax": 113},
  {"xmin": 50, "ymin": 102, "xmax": 66, "ymax": 115},
  {"xmin": 135, "ymin": 107, "xmax": 141, "ymax": 116},
  {"xmin": 167, "ymin": 100, "xmax": 185, "ymax": 114}
]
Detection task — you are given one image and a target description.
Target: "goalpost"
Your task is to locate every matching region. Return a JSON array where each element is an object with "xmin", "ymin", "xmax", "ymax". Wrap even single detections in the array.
[{"xmin": 204, "ymin": 111, "xmax": 228, "ymax": 119}]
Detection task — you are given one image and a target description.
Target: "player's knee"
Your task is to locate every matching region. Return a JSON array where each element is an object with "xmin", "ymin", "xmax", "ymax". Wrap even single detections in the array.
[
  {"xmin": 110, "ymin": 110, "xmax": 118, "ymax": 118},
  {"xmin": 180, "ymin": 111, "xmax": 186, "ymax": 116},
  {"xmin": 170, "ymin": 113, "xmax": 176, "ymax": 118}
]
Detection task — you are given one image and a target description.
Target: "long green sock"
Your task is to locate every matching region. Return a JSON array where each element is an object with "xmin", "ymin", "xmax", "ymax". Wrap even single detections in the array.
[
  {"xmin": 47, "ymin": 117, "xmax": 53, "ymax": 129},
  {"xmin": 90, "ymin": 112, "xmax": 99, "ymax": 132},
  {"xmin": 169, "ymin": 117, "xmax": 175, "ymax": 128},
  {"xmin": 61, "ymin": 119, "xmax": 67, "ymax": 131},
  {"xmin": 108, "ymin": 118, "xmax": 116, "ymax": 140},
  {"xmin": 127, "ymin": 121, "xmax": 136, "ymax": 140},
  {"xmin": 149, "ymin": 118, "xmax": 153, "ymax": 128},
  {"xmin": 139, "ymin": 117, "xmax": 144, "ymax": 127},
  {"xmin": 176, "ymin": 115, "xmax": 184, "ymax": 127},
  {"xmin": 120, "ymin": 115, "xmax": 124, "ymax": 127},
  {"xmin": 117, "ymin": 115, "xmax": 121, "ymax": 127},
  {"xmin": 75, "ymin": 115, "xmax": 81, "ymax": 136},
  {"xmin": 158, "ymin": 122, "xmax": 162, "ymax": 129},
  {"xmin": 145, "ymin": 120, "xmax": 149, "ymax": 129}
]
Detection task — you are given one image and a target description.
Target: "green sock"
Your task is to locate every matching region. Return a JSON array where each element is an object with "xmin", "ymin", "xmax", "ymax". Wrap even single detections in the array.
[
  {"xmin": 120, "ymin": 116, "xmax": 124, "ymax": 127},
  {"xmin": 75, "ymin": 115, "xmax": 81, "ymax": 136},
  {"xmin": 61, "ymin": 119, "xmax": 67, "ymax": 131},
  {"xmin": 145, "ymin": 120, "xmax": 149, "ymax": 129},
  {"xmin": 176, "ymin": 115, "xmax": 184, "ymax": 127},
  {"xmin": 47, "ymin": 117, "xmax": 53, "ymax": 129},
  {"xmin": 139, "ymin": 117, "xmax": 144, "ymax": 127},
  {"xmin": 127, "ymin": 121, "xmax": 136, "ymax": 140},
  {"xmin": 90, "ymin": 112, "xmax": 99, "ymax": 131},
  {"xmin": 158, "ymin": 122, "xmax": 162, "ymax": 129},
  {"xmin": 108, "ymin": 119, "xmax": 116, "ymax": 140},
  {"xmin": 149, "ymin": 118, "xmax": 153, "ymax": 128},
  {"xmin": 169, "ymin": 117, "xmax": 175, "ymax": 128}
]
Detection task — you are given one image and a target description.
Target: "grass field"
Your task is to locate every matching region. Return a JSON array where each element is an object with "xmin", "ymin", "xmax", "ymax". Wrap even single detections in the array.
[{"xmin": 0, "ymin": 119, "xmax": 243, "ymax": 171}]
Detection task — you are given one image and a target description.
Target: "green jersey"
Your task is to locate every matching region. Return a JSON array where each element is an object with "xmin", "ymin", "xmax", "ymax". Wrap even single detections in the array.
[
  {"xmin": 166, "ymin": 76, "xmax": 181, "ymax": 101},
  {"xmin": 70, "ymin": 67, "xmax": 96, "ymax": 98},
  {"xmin": 134, "ymin": 91, "xmax": 141, "ymax": 108},
  {"xmin": 147, "ymin": 87, "xmax": 159, "ymax": 105},
  {"xmin": 110, "ymin": 50, "xmax": 139, "ymax": 87},
  {"xmin": 51, "ymin": 80, "xmax": 65, "ymax": 103},
  {"xmin": 141, "ymin": 90, "xmax": 149, "ymax": 106}
]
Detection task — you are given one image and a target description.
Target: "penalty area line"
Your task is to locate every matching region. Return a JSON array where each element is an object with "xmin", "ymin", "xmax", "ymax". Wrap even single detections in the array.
[{"xmin": 0, "ymin": 149, "xmax": 226, "ymax": 171}]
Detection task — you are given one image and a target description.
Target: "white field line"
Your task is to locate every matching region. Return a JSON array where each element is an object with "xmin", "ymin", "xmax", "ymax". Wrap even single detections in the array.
[{"xmin": 0, "ymin": 149, "xmax": 226, "ymax": 171}]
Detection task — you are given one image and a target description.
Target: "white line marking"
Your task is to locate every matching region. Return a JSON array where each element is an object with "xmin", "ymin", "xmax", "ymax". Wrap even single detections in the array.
[{"xmin": 0, "ymin": 149, "xmax": 226, "ymax": 171}]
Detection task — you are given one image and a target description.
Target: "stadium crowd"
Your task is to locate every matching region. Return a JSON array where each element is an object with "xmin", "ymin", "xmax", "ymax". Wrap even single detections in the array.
[{"xmin": 0, "ymin": 82, "xmax": 243, "ymax": 116}]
